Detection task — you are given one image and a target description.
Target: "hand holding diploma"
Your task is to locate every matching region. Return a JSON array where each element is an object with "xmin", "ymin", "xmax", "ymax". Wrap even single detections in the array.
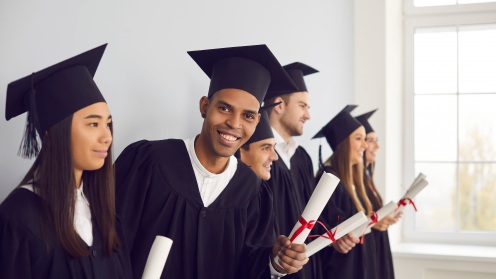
[
  {"xmin": 271, "ymin": 235, "xmax": 309, "ymax": 274},
  {"xmin": 142, "ymin": 236, "xmax": 173, "ymax": 279},
  {"xmin": 373, "ymin": 211, "xmax": 402, "ymax": 231}
]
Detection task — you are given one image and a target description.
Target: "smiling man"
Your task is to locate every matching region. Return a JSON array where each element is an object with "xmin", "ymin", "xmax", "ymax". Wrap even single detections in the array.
[
  {"xmin": 114, "ymin": 45, "xmax": 309, "ymax": 279},
  {"xmin": 263, "ymin": 62, "xmax": 319, "ymax": 279},
  {"xmin": 238, "ymin": 104, "xmax": 280, "ymax": 181}
]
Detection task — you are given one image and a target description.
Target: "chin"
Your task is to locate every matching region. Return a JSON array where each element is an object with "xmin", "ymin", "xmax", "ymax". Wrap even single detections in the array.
[
  {"xmin": 213, "ymin": 142, "xmax": 239, "ymax": 158},
  {"xmin": 259, "ymin": 171, "xmax": 270, "ymax": 181}
]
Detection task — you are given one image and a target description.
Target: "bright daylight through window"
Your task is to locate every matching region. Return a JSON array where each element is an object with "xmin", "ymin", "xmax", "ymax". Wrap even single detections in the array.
[{"xmin": 413, "ymin": 24, "xmax": 496, "ymax": 233}]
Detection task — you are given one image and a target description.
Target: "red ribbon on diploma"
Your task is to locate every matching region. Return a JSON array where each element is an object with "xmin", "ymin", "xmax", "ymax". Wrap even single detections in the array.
[
  {"xmin": 395, "ymin": 198, "xmax": 417, "ymax": 213},
  {"xmin": 360, "ymin": 211, "xmax": 378, "ymax": 244},
  {"xmin": 308, "ymin": 216, "xmax": 340, "ymax": 242},
  {"xmin": 290, "ymin": 216, "xmax": 316, "ymax": 242}
]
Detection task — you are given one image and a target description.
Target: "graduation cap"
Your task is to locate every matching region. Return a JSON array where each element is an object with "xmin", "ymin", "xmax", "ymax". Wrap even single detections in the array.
[
  {"xmin": 312, "ymin": 105, "xmax": 363, "ymax": 166},
  {"xmin": 188, "ymin": 45, "xmax": 298, "ymax": 104},
  {"xmin": 264, "ymin": 62, "xmax": 319, "ymax": 101},
  {"xmin": 5, "ymin": 44, "xmax": 107, "ymax": 159},
  {"xmin": 355, "ymin": 109, "xmax": 377, "ymax": 134},
  {"xmin": 244, "ymin": 102, "xmax": 281, "ymax": 146}
]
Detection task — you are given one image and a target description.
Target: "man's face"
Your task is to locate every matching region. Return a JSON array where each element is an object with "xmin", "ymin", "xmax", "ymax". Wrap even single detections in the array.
[
  {"xmin": 240, "ymin": 138, "xmax": 278, "ymax": 180},
  {"xmin": 280, "ymin": 92, "xmax": 311, "ymax": 137},
  {"xmin": 201, "ymin": 89, "xmax": 261, "ymax": 158}
]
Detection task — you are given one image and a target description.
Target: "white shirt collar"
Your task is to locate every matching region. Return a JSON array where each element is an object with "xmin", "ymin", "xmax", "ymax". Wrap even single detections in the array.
[
  {"xmin": 76, "ymin": 183, "xmax": 90, "ymax": 206},
  {"xmin": 186, "ymin": 136, "xmax": 237, "ymax": 178},
  {"xmin": 271, "ymin": 127, "xmax": 298, "ymax": 168}
]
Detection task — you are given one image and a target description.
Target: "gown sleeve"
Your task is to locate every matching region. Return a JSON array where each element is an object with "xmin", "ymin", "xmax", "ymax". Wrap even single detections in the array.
[
  {"xmin": 239, "ymin": 181, "xmax": 276, "ymax": 279},
  {"xmin": 114, "ymin": 140, "xmax": 158, "ymax": 251},
  {"xmin": 0, "ymin": 214, "xmax": 53, "ymax": 279}
]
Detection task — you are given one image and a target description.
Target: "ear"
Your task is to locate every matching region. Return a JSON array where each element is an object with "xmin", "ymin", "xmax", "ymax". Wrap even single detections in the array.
[
  {"xmin": 256, "ymin": 112, "xmax": 261, "ymax": 124},
  {"xmin": 199, "ymin": 96, "xmax": 210, "ymax": 118},
  {"xmin": 272, "ymin": 97, "xmax": 285, "ymax": 115}
]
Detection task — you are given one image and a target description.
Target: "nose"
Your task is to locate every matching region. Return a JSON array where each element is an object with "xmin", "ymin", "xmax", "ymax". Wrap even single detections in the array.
[
  {"xmin": 225, "ymin": 113, "xmax": 242, "ymax": 129},
  {"xmin": 363, "ymin": 140, "xmax": 368, "ymax": 149},
  {"xmin": 270, "ymin": 149, "xmax": 279, "ymax": 162},
  {"xmin": 376, "ymin": 141, "xmax": 380, "ymax": 150},
  {"xmin": 304, "ymin": 107, "xmax": 311, "ymax": 121},
  {"xmin": 100, "ymin": 126, "xmax": 113, "ymax": 146}
]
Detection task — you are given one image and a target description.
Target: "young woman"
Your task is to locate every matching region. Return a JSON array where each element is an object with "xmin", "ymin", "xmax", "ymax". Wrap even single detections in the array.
[
  {"xmin": 0, "ymin": 44, "xmax": 131, "ymax": 279},
  {"xmin": 312, "ymin": 105, "xmax": 377, "ymax": 279},
  {"xmin": 356, "ymin": 110, "xmax": 401, "ymax": 279}
]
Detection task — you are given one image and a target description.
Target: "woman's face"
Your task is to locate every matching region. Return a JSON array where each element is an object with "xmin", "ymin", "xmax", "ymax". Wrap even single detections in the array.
[
  {"xmin": 365, "ymin": 132, "xmax": 380, "ymax": 165},
  {"xmin": 71, "ymin": 102, "xmax": 112, "ymax": 171},
  {"xmin": 349, "ymin": 126, "xmax": 367, "ymax": 165}
]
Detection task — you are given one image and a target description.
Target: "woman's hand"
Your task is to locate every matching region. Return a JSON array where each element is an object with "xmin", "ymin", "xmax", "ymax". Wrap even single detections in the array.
[
  {"xmin": 331, "ymin": 232, "xmax": 360, "ymax": 254},
  {"xmin": 372, "ymin": 211, "xmax": 403, "ymax": 231}
]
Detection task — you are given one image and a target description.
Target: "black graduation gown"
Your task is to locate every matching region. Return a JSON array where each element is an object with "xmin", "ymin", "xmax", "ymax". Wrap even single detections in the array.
[
  {"xmin": 314, "ymin": 167, "xmax": 377, "ymax": 279},
  {"xmin": 266, "ymin": 146, "xmax": 316, "ymax": 279},
  {"xmin": 368, "ymin": 187, "xmax": 395, "ymax": 279},
  {"xmin": 114, "ymin": 139, "xmax": 275, "ymax": 279},
  {"xmin": 0, "ymin": 188, "xmax": 132, "ymax": 279}
]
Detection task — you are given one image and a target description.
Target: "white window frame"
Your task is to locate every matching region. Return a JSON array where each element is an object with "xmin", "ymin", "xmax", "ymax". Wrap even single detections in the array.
[{"xmin": 403, "ymin": 0, "xmax": 496, "ymax": 246}]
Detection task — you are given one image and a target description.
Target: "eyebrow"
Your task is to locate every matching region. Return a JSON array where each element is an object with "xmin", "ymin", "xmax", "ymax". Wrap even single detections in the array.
[
  {"xmin": 85, "ymin": 115, "xmax": 112, "ymax": 120},
  {"xmin": 260, "ymin": 143, "xmax": 274, "ymax": 148},
  {"xmin": 217, "ymin": 100, "xmax": 258, "ymax": 115},
  {"xmin": 298, "ymin": 101, "xmax": 310, "ymax": 108}
]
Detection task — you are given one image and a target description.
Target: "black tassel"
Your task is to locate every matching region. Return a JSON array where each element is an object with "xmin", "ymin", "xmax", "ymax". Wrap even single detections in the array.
[
  {"xmin": 18, "ymin": 73, "xmax": 40, "ymax": 159},
  {"xmin": 318, "ymin": 144, "xmax": 324, "ymax": 169}
]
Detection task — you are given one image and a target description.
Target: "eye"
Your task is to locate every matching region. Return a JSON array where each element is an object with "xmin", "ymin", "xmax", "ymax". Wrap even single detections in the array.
[
  {"xmin": 90, "ymin": 123, "xmax": 98, "ymax": 127},
  {"xmin": 245, "ymin": 114, "xmax": 255, "ymax": 120},
  {"xmin": 106, "ymin": 122, "xmax": 112, "ymax": 128},
  {"xmin": 219, "ymin": 106, "xmax": 229, "ymax": 112}
]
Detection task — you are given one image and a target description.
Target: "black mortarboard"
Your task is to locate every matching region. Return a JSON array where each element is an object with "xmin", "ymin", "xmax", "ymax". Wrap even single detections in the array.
[
  {"xmin": 244, "ymin": 102, "xmax": 281, "ymax": 146},
  {"xmin": 264, "ymin": 62, "xmax": 319, "ymax": 101},
  {"xmin": 188, "ymin": 45, "xmax": 298, "ymax": 104},
  {"xmin": 355, "ymin": 109, "xmax": 377, "ymax": 134},
  {"xmin": 312, "ymin": 105, "xmax": 363, "ymax": 166},
  {"xmin": 5, "ymin": 44, "xmax": 107, "ymax": 158}
]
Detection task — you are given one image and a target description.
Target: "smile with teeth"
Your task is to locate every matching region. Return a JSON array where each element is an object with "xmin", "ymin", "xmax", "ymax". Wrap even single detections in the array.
[{"xmin": 219, "ymin": 132, "xmax": 239, "ymax": 142}]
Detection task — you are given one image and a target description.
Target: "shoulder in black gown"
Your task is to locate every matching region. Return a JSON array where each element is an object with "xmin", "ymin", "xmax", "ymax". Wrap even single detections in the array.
[
  {"xmin": 370, "ymin": 192, "xmax": 395, "ymax": 279},
  {"xmin": 314, "ymin": 167, "xmax": 378, "ymax": 279},
  {"xmin": 0, "ymin": 188, "xmax": 132, "ymax": 279},
  {"xmin": 114, "ymin": 139, "xmax": 275, "ymax": 279},
  {"xmin": 266, "ymin": 146, "xmax": 316, "ymax": 279}
]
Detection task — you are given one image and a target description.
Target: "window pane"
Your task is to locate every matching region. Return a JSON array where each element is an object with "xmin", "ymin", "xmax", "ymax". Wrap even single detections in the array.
[
  {"xmin": 459, "ymin": 163, "xmax": 496, "ymax": 231},
  {"xmin": 459, "ymin": 24, "xmax": 496, "ymax": 93},
  {"xmin": 458, "ymin": 0, "xmax": 496, "ymax": 4},
  {"xmin": 459, "ymin": 94, "xmax": 496, "ymax": 161},
  {"xmin": 414, "ymin": 28, "xmax": 457, "ymax": 94},
  {"xmin": 414, "ymin": 0, "xmax": 456, "ymax": 7},
  {"xmin": 415, "ymin": 163, "xmax": 456, "ymax": 231},
  {"xmin": 415, "ymin": 95, "xmax": 457, "ymax": 161}
]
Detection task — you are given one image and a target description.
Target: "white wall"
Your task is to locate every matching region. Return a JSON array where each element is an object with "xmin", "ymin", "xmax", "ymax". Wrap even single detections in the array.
[{"xmin": 0, "ymin": 0, "xmax": 355, "ymax": 201}]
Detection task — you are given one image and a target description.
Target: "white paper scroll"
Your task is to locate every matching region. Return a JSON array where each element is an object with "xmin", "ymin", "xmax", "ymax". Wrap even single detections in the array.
[
  {"xmin": 395, "ymin": 177, "xmax": 429, "ymax": 214},
  {"xmin": 275, "ymin": 172, "xmax": 340, "ymax": 268},
  {"xmin": 142, "ymin": 236, "xmax": 173, "ymax": 279},
  {"xmin": 305, "ymin": 211, "xmax": 367, "ymax": 257},
  {"xmin": 351, "ymin": 201, "xmax": 397, "ymax": 239}
]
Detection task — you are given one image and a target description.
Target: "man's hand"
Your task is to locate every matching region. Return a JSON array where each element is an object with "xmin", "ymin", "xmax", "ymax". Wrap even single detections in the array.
[
  {"xmin": 373, "ymin": 211, "xmax": 403, "ymax": 231},
  {"xmin": 271, "ymin": 235, "xmax": 309, "ymax": 274},
  {"xmin": 331, "ymin": 232, "xmax": 360, "ymax": 254}
]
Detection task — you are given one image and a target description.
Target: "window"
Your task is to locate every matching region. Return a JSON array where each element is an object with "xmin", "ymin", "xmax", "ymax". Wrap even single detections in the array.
[
  {"xmin": 415, "ymin": 0, "xmax": 496, "ymax": 7},
  {"xmin": 404, "ymin": 1, "xmax": 496, "ymax": 245}
]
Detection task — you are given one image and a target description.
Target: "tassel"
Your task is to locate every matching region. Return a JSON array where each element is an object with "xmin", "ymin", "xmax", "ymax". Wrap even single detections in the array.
[
  {"xmin": 318, "ymin": 144, "xmax": 324, "ymax": 169},
  {"xmin": 18, "ymin": 73, "xmax": 40, "ymax": 159}
]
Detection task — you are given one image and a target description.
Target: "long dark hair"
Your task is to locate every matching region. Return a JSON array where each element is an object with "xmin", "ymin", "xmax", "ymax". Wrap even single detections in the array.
[
  {"xmin": 17, "ymin": 114, "xmax": 120, "ymax": 257},
  {"xmin": 363, "ymin": 152, "xmax": 382, "ymax": 210}
]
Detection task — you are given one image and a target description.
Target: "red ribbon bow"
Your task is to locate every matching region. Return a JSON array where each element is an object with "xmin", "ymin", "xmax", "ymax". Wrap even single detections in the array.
[
  {"xmin": 290, "ymin": 216, "xmax": 316, "ymax": 242},
  {"xmin": 308, "ymin": 216, "xmax": 340, "ymax": 242},
  {"xmin": 395, "ymin": 198, "xmax": 417, "ymax": 213},
  {"xmin": 360, "ymin": 211, "xmax": 378, "ymax": 244}
]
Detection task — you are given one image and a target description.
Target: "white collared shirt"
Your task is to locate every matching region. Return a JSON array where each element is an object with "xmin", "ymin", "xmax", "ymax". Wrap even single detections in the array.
[
  {"xmin": 22, "ymin": 183, "xmax": 93, "ymax": 246},
  {"xmin": 183, "ymin": 137, "xmax": 237, "ymax": 207},
  {"xmin": 272, "ymin": 128, "xmax": 299, "ymax": 170},
  {"xmin": 184, "ymin": 137, "xmax": 285, "ymax": 277}
]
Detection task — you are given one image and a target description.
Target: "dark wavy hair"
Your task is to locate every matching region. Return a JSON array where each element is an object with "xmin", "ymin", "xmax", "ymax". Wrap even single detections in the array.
[{"xmin": 17, "ymin": 114, "xmax": 120, "ymax": 257}]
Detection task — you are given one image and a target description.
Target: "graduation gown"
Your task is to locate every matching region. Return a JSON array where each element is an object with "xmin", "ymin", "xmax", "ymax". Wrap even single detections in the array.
[
  {"xmin": 114, "ymin": 139, "xmax": 275, "ymax": 279},
  {"xmin": 314, "ymin": 167, "xmax": 377, "ymax": 279},
  {"xmin": 0, "ymin": 188, "xmax": 132, "ymax": 279},
  {"xmin": 266, "ymin": 146, "xmax": 316, "ymax": 279},
  {"xmin": 368, "ymin": 189, "xmax": 395, "ymax": 279}
]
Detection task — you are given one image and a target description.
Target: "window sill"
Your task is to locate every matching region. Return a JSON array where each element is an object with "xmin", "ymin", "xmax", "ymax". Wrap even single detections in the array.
[{"xmin": 392, "ymin": 242, "xmax": 496, "ymax": 263}]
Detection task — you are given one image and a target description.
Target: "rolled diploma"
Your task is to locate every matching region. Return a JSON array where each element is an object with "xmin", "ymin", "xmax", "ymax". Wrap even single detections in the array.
[
  {"xmin": 395, "ymin": 178, "xmax": 429, "ymax": 214},
  {"xmin": 351, "ymin": 201, "xmax": 397, "ymax": 238},
  {"xmin": 142, "ymin": 236, "xmax": 173, "ymax": 279},
  {"xmin": 275, "ymin": 172, "xmax": 340, "ymax": 268},
  {"xmin": 409, "ymin": 173, "xmax": 426, "ymax": 191},
  {"xmin": 306, "ymin": 211, "xmax": 367, "ymax": 257}
]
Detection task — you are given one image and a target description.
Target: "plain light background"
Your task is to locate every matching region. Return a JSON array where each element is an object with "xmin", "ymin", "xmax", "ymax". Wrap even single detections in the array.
[{"xmin": 0, "ymin": 0, "xmax": 355, "ymax": 201}]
